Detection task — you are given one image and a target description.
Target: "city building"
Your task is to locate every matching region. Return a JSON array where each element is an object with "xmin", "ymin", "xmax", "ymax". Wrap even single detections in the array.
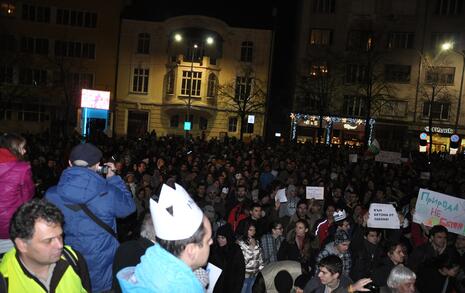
[
  {"xmin": 0, "ymin": 0, "xmax": 124, "ymax": 136},
  {"xmin": 293, "ymin": 0, "xmax": 465, "ymax": 151},
  {"xmin": 114, "ymin": 15, "xmax": 272, "ymax": 140}
]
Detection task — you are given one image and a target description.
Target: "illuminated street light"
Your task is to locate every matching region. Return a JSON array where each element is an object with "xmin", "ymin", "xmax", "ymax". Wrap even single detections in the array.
[
  {"xmin": 441, "ymin": 42, "xmax": 453, "ymax": 51},
  {"xmin": 174, "ymin": 33, "xmax": 182, "ymax": 42},
  {"xmin": 206, "ymin": 36, "xmax": 214, "ymax": 45}
]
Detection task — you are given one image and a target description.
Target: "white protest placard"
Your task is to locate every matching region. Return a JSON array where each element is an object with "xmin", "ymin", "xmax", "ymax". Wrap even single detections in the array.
[
  {"xmin": 306, "ymin": 186, "xmax": 324, "ymax": 200},
  {"xmin": 367, "ymin": 203, "xmax": 400, "ymax": 229},
  {"xmin": 413, "ymin": 188, "xmax": 465, "ymax": 236},
  {"xmin": 375, "ymin": 151, "xmax": 402, "ymax": 165},
  {"xmin": 349, "ymin": 154, "xmax": 358, "ymax": 163},
  {"xmin": 275, "ymin": 188, "xmax": 288, "ymax": 203},
  {"xmin": 206, "ymin": 262, "xmax": 222, "ymax": 293}
]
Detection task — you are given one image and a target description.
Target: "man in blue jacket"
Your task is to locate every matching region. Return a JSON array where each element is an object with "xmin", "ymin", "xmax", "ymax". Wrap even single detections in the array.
[{"xmin": 46, "ymin": 143, "xmax": 136, "ymax": 292}]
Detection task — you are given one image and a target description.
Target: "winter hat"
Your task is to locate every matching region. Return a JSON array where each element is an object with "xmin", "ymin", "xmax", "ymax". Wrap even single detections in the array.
[
  {"xmin": 294, "ymin": 273, "xmax": 311, "ymax": 290},
  {"xmin": 216, "ymin": 223, "xmax": 235, "ymax": 244},
  {"xmin": 334, "ymin": 229, "xmax": 350, "ymax": 245},
  {"xmin": 69, "ymin": 143, "xmax": 102, "ymax": 166}
]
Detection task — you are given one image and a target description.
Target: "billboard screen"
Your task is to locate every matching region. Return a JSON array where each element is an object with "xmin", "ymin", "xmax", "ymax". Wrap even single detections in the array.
[{"xmin": 81, "ymin": 89, "xmax": 110, "ymax": 110}]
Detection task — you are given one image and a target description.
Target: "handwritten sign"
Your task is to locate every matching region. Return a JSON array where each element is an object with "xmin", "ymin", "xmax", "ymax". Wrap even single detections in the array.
[
  {"xmin": 206, "ymin": 262, "xmax": 222, "ymax": 293},
  {"xmin": 367, "ymin": 203, "xmax": 400, "ymax": 229},
  {"xmin": 349, "ymin": 154, "xmax": 358, "ymax": 163},
  {"xmin": 375, "ymin": 151, "xmax": 401, "ymax": 165},
  {"xmin": 413, "ymin": 188, "xmax": 465, "ymax": 236},
  {"xmin": 275, "ymin": 188, "xmax": 288, "ymax": 203},
  {"xmin": 306, "ymin": 186, "xmax": 324, "ymax": 200}
]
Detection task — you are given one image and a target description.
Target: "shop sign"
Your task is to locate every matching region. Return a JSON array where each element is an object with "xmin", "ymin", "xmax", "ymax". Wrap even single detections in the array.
[{"xmin": 424, "ymin": 126, "xmax": 454, "ymax": 134}]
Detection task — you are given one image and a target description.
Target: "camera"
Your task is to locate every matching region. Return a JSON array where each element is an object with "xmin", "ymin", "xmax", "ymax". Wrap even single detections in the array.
[{"xmin": 96, "ymin": 165, "xmax": 109, "ymax": 175}]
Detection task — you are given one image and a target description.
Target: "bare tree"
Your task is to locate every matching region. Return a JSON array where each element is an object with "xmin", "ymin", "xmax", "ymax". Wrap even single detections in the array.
[
  {"xmin": 294, "ymin": 50, "xmax": 343, "ymax": 142},
  {"xmin": 217, "ymin": 65, "xmax": 266, "ymax": 140}
]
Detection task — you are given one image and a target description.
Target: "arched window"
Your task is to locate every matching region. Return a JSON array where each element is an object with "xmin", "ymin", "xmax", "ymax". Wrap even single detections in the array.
[
  {"xmin": 137, "ymin": 33, "xmax": 150, "ymax": 54},
  {"xmin": 240, "ymin": 41, "xmax": 253, "ymax": 62},
  {"xmin": 207, "ymin": 73, "xmax": 217, "ymax": 98}
]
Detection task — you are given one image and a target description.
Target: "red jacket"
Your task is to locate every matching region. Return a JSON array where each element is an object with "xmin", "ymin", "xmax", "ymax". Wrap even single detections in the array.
[{"xmin": 0, "ymin": 148, "xmax": 35, "ymax": 239}]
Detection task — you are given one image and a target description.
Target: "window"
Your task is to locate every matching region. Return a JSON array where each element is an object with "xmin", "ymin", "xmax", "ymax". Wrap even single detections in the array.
[
  {"xmin": 310, "ymin": 29, "xmax": 332, "ymax": 46},
  {"xmin": 207, "ymin": 73, "xmax": 217, "ymax": 97},
  {"xmin": 245, "ymin": 120, "xmax": 254, "ymax": 133},
  {"xmin": 170, "ymin": 115, "xmax": 179, "ymax": 128},
  {"xmin": 228, "ymin": 117, "xmax": 238, "ymax": 132},
  {"xmin": 426, "ymin": 67, "xmax": 455, "ymax": 85},
  {"xmin": 388, "ymin": 32, "xmax": 414, "ymax": 49},
  {"xmin": 385, "ymin": 64, "xmax": 411, "ymax": 83},
  {"xmin": 343, "ymin": 96, "xmax": 365, "ymax": 116},
  {"xmin": 345, "ymin": 64, "xmax": 367, "ymax": 83},
  {"xmin": 0, "ymin": 65, "xmax": 13, "ymax": 83},
  {"xmin": 199, "ymin": 117, "xmax": 208, "ymax": 130},
  {"xmin": 431, "ymin": 32, "xmax": 460, "ymax": 49},
  {"xmin": 132, "ymin": 68, "xmax": 149, "ymax": 93},
  {"xmin": 235, "ymin": 76, "xmax": 252, "ymax": 100},
  {"xmin": 22, "ymin": 4, "xmax": 50, "ymax": 22},
  {"xmin": 20, "ymin": 37, "xmax": 34, "ymax": 53},
  {"xmin": 137, "ymin": 33, "xmax": 150, "ymax": 54},
  {"xmin": 54, "ymin": 40, "xmax": 95, "ymax": 59},
  {"xmin": 313, "ymin": 0, "xmax": 336, "ymax": 13},
  {"xmin": 347, "ymin": 30, "xmax": 374, "ymax": 51},
  {"xmin": 240, "ymin": 41, "xmax": 253, "ymax": 62},
  {"xmin": 435, "ymin": 0, "xmax": 463, "ymax": 15},
  {"xmin": 377, "ymin": 100, "xmax": 408, "ymax": 117},
  {"xmin": 310, "ymin": 62, "xmax": 329, "ymax": 77},
  {"xmin": 181, "ymin": 71, "xmax": 202, "ymax": 97},
  {"xmin": 19, "ymin": 68, "xmax": 47, "ymax": 86},
  {"xmin": 35, "ymin": 38, "xmax": 49, "ymax": 55},
  {"xmin": 166, "ymin": 70, "xmax": 175, "ymax": 95},
  {"xmin": 0, "ymin": 35, "xmax": 16, "ymax": 52},
  {"xmin": 69, "ymin": 72, "xmax": 94, "ymax": 89},
  {"xmin": 423, "ymin": 102, "xmax": 450, "ymax": 120},
  {"xmin": 56, "ymin": 9, "xmax": 97, "ymax": 28}
]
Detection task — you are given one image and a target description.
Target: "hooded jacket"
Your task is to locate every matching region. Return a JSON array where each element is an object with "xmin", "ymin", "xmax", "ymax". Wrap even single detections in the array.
[
  {"xmin": 45, "ymin": 166, "xmax": 135, "ymax": 292},
  {"xmin": 0, "ymin": 148, "xmax": 35, "ymax": 239},
  {"xmin": 117, "ymin": 243, "xmax": 203, "ymax": 293}
]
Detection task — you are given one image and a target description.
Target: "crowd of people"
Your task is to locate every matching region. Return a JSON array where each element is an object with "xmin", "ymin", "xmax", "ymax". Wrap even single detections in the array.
[{"xmin": 1, "ymin": 131, "xmax": 465, "ymax": 293}]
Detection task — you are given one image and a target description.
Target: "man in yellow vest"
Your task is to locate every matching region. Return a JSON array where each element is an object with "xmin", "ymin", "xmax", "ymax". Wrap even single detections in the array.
[{"xmin": 0, "ymin": 199, "xmax": 91, "ymax": 292}]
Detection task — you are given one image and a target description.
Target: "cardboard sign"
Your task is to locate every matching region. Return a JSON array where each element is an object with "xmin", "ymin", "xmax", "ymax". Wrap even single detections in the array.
[
  {"xmin": 413, "ymin": 188, "xmax": 465, "ymax": 236},
  {"xmin": 367, "ymin": 203, "xmax": 400, "ymax": 229},
  {"xmin": 275, "ymin": 188, "xmax": 288, "ymax": 203},
  {"xmin": 349, "ymin": 154, "xmax": 358, "ymax": 163},
  {"xmin": 206, "ymin": 262, "xmax": 222, "ymax": 293},
  {"xmin": 306, "ymin": 186, "xmax": 324, "ymax": 200},
  {"xmin": 375, "ymin": 151, "xmax": 402, "ymax": 165}
]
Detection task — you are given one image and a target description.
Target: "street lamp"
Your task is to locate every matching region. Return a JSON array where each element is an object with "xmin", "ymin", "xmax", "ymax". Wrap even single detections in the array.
[{"xmin": 441, "ymin": 42, "xmax": 465, "ymax": 133}]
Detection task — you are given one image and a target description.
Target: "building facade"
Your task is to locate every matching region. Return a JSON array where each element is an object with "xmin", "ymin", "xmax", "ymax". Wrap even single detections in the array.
[
  {"xmin": 0, "ymin": 0, "xmax": 124, "ymax": 135},
  {"xmin": 114, "ymin": 16, "xmax": 271, "ymax": 140},
  {"xmin": 294, "ymin": 0, "xmax": 465, "ymax": 151}
]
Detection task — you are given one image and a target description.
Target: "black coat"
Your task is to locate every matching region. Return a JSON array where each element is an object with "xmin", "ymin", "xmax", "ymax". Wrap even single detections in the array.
[
  {"xmin": 350, "ymin": 239, "xmax": 384, "ymax": 281},
  {"xmin": 372, "ymin": 257, "xmax": 396, "ymax": 288},
  {"xmin": 209, "ymin": 242, "xmax": 245, "ymax": 293}
]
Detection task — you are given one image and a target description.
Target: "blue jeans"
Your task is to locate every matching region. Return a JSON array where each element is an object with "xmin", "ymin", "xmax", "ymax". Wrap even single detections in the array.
[{"xmin": 241, "ymin": 276, "xmax": 256, "ymax": 293}]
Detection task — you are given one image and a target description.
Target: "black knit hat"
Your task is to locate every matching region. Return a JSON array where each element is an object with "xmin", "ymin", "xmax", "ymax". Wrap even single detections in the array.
[{"xmin": 69, "ymin": 143, "xmax": 102, "ymax": 166}]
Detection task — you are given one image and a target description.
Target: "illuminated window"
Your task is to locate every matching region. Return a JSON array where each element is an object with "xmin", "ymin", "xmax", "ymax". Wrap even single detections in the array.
[
  {"xmin": 310, "ymin": 63, "xmax": 329, "ymax": 77},
  {"xmin": 347, "ymin": 30, "xmax": 374, "ymax": 51},
  {"xmin": 310, "ymin": 29, "xmax": 332, "ymax": 46},
  {"xmin": 181, "ymin": 71, "xmax": 202, "ymax": 97}
]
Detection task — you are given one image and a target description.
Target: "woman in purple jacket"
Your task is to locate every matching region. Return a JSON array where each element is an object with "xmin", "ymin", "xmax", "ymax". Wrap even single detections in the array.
[{"xmin": 0, "ymin": 133, "xmax": 35, "ymax": 256}]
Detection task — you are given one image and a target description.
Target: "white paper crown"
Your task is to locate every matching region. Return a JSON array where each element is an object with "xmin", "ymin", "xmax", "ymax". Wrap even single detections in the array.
[
  {"xmin": 333, "ymin": 209, "xmax": 347, "ymax": 222},
  {"xmin": 150, "ymin": 183, "xmax": 203, "ymax": 241}
]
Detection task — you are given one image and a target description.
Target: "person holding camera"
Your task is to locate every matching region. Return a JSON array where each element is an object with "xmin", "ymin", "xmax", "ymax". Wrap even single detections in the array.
[{"xmin": 46, "ymin": 143, "xmax": 136, "ymax": 293}]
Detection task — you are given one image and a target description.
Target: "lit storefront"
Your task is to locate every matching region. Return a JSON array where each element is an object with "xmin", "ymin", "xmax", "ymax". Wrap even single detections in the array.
[
  {"xmin": 290, "ymin": 113, "xmax": 375, "ymax": 147},
  {"xmin": 420, "ymin": 126, "xmax": 464, "ymax": 152}
]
